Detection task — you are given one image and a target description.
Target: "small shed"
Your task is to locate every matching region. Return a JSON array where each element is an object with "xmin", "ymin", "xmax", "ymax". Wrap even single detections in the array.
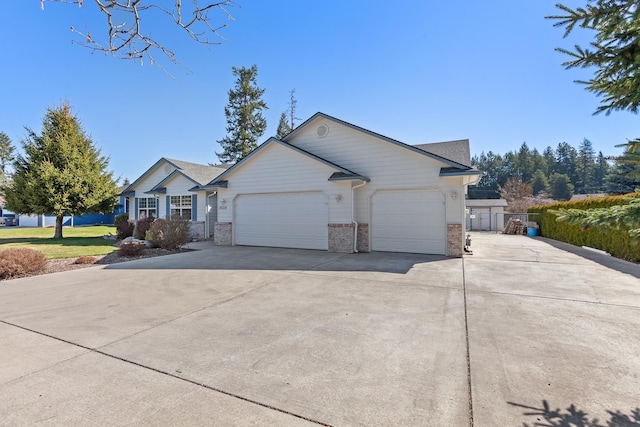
[{"xmin": 465, "ymin": 199, "xmax": 508, "ymax": 231}]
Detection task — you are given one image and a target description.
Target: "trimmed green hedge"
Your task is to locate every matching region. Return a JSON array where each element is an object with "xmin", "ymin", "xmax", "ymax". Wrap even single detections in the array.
[{"xmin": 528, "ymin": 193, "xmax": 640, "ymax": 262}]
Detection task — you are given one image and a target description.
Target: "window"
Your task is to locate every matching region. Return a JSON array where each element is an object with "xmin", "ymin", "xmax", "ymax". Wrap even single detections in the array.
[
  {"xmin": 138, "ymin": 197, "xmax": 157, "ymax": 219},
  {"xmin": 170, "ymin": 195, "xmax": 192, "ymax": 219}
]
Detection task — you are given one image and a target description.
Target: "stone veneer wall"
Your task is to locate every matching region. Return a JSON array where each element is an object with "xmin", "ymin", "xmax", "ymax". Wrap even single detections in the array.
[
  {"xmin": 356, "ymin": 223, "xmax": 369, "ymax": 252},
  {"xmin": 189, "ymin": 221, "xmax": 205, "ymax": 241},
  {"xmin": 328, "ymin": 224, "xmax": 355, "ymax": 253},
  {"xmin": 214, "ymin": 222, "xmax": 232, "ymax": 246},
  {"xmin": 447, "ymin": 224, "xmax": 463, "ymax": 257}
]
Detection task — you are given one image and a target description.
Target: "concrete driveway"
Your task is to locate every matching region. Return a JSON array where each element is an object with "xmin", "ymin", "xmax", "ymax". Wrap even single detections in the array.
[{"xmin": 0, "ymin": 234, "xmax": 638, "ymax": 426}]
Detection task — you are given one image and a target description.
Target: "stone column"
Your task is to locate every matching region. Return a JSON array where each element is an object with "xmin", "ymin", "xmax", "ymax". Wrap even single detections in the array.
[
  {"xmin": 328, "ymin": 224, "xmax": 355, "ymax": 253},
  {"xmin": 214, "ymin": 222, "xmax": 232, "ymax": 246},
  {"xmin": 447, "ymin": 223, "xmax": 463, "ymax": 257}
]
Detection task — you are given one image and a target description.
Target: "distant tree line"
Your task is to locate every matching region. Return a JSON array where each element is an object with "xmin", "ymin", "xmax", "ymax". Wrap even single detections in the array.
[{"xmin": 469, "ymin": 139, "xmax": 640, "ymax": 200}]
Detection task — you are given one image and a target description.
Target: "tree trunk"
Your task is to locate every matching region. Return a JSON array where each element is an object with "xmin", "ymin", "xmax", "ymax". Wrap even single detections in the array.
[{"xmin": 54, "ymin": 214, "xmax": 64, "ymax": 239}]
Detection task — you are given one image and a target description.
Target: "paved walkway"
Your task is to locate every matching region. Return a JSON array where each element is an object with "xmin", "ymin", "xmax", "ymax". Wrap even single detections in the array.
[{"xmin": 0, "ymin": 234, "xmax": 638, "ymax": 426}]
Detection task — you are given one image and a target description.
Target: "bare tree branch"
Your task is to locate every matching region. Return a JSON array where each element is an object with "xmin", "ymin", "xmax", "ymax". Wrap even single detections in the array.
[{"xmin": 40, "ymin": 1, "xmax": 234, "ymax": 71}]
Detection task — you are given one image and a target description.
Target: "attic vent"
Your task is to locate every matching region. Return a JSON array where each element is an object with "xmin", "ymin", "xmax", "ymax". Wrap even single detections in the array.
[
  {"xmin": 316, "ymin": 124, "xmax": 329, "ymax": 138},
  {"xmin": 164, "ymin": 165, "xmax": 172, "ymax": 174}
]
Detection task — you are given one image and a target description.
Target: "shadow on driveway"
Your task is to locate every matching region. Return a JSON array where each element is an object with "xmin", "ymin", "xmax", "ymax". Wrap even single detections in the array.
[
  {"xmin": 508, "ymin": 400, "xmax": 640, "ymax": 427},
  {"xmin": 537, "ymin": 237, "xmax": 640, "ymax": 279}
]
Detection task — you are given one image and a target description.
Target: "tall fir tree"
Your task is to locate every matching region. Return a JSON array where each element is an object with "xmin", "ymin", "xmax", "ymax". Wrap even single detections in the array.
[
  {"xmin": 594, "ymin": 151, "xmax": 610, "ymax": 191},
  {"xmin": 276, "ymin": 112, "xmax": 292, "ymax": 139},
  {"xmin": 4, "ymin": 102, "xmax": 119, "ymax": 238},
  {"xmin": 576, "ymin": 138, "xmax": 596, "ymax": 193},
  {"xmin": 216, "ymin": 65, "xmax": 268, "ymax": 163}
]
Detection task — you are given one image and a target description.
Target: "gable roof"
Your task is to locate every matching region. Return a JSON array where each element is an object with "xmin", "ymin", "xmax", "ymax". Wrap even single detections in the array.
[
  {"xmin": 121, "ymin": 157, "xmax": 228, "ymax": 196},
  {"xmin": 284, "ymin": 112, "xmax": 473, "ymax": 170},
  {"xmin": 205, "ymin": 137, "xmax": 370, "ymax": 188},
  {"xmin": 413, "ymin": 140, "xmax": 472, "ymax": 168}
]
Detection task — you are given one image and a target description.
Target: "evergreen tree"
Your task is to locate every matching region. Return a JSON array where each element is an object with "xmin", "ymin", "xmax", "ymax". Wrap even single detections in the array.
[
  {"xmin": 0, "ymin": 132, "xmax": 15, "ymax": 197},
  {"xmin": 216, "ymin": 65, "xmax": 268, "ymax": 163},
  {"xmin": 548, "ymin": 1, "xmax": 640, "ymax": 114},
  {"xmin": 548, "ymin": 1, "xmax": 640, "ymax": 238},
  {"xmin": 549, "ymin": 173, "xmax": 575, "ymax": 200},
  {"xmin": 594, "ymin": 151, "xmax": 610, "ymax": 191},
  {"xmin": 555, "ymin": 142, "xmax": 578, "ymax": 184},
  {"xmin": 4, "ymin": 102, "xmax": 119, "ymax": 239},
  {"xmin": 543, "ymin": 146, "xmax": 557, "ymax": 175},
  {"xmin": 516, "ymin": 142, "xmax": 534, "ymax": 182},
  {"xmin": 276, "ymin": 112, "xmax": 292, "ymax": 139},
  {"xmin": 531, "ymin": 148, "xmax": 548, "ymax": 176},
  {"xmin": 576, "ymin": 138, "xmax": 596, "ymax": 193},
  {"xmin": 530, "ymin": 169, "xmax": 550, "ymax": 195}
]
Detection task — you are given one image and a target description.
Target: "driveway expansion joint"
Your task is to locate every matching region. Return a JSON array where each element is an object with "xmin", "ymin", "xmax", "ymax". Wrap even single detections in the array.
[
  {"xmin": 0, "ymin": 319, "xmax": 333, "ymax": 427},
  {"xmin": 461, "ymin": 257, "xmax": 474, "ymax": 427}
]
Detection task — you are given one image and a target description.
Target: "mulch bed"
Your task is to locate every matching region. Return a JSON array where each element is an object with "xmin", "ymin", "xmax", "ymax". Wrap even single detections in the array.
[{"xmin": 3, "ymin": 248, "xmax": 191, "ymax": 281}]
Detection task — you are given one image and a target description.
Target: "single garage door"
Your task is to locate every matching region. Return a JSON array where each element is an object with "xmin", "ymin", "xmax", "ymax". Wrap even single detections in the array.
[
  {"xmin": 371, "ymin": 190, "xmax": 446, "ymax": 255},
  {"xmin": 235, "ymin": 192, "xmax": 328, "ymax": 250}
]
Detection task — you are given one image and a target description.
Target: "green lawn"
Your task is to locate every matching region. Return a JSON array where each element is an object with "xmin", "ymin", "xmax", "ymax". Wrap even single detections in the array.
[{"xmin": 0, "ymin": 226, "xmax": 118, "ymax": 259}]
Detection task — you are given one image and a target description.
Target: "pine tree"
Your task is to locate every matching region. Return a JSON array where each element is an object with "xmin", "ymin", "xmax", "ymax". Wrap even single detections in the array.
[
  {"xmin": 549, "ymin": 173, "xmax": 575, "ymax": 201},
  {"xmin": 276, "ymin": 112, "xmax": 292, "ymax": 139},
  {"xmin": 594, "ymin": 151, "xmax": 610, "ymax": 191},
  {"xmin": 576, "ymin": 138, "xmax": 596, "ymax": 193},
  {"xmin": 216, "ymin": 65, "xmax": 268, "ymax": 163},
  {"xmin": 530, "ymin": 169, "xmax": 550, "ymax": 195},
  {"xmin": 4, "ymin": 102, "xmax": 119, "ymax": 239}
]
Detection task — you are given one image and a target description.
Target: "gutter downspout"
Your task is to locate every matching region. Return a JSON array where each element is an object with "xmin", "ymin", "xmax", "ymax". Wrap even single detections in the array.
[
  {"xmin": 351, "ymin": 180, "xmax": 367, "ymax": 253},
  {"xmin": 206, "ymin": 192, "xmax": 217, "ymax": 240}
]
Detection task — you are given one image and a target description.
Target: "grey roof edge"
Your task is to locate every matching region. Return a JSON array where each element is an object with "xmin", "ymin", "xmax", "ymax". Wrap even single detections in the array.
[
  {"xmin": 283, "ymin": 112, "xmax": 472, "ymax": 170},
  {"xmin": 144, "ymin": 188, "xmax": 166, "ymax": 195},
  {"xmin": 206, "ymin": 138, "xmax": 363, "ymax": 186},
  {"xmin": 119, "ymin": 157, "xmax": 182, "ymax": 195},
  {"xmin": 203, "ymin": 181, "xmax": 228, "ymax": 189},
  {"xmin": 328, "ymin": 172, "xmax": 370, "ymax": 182},
  {"xmin": 439, "ymin": 168, "xmax": 484, "ymax": 177}
]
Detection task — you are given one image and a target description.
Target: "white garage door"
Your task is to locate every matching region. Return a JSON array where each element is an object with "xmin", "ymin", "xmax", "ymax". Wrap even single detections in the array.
[
  {"xmin": 235, "ymin": 192, "xmax": 328, "ymax": 250},
  {"xmin": 371, "ymin": 190, "xmax": 446, "ymax": 255}
]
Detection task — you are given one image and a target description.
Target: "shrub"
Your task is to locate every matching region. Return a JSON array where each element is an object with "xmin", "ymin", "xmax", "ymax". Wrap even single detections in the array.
[
  {"xmin": 74, "ymin": 256, "xmax": 96, "ymax": 265},
  {"xmin": 118, "ymin": 241, "xmax": 146, "ymax": 257},
  {"xmin": 0, "ymin": 248, "xmax": 48, "ymax": 279},
  {"xmin": 133, "ymin": 215, "xmax": 155, "ymax": 240},
  {"xmin": 115, "ymin": 213, "xmax": 135, "ymax": 240},
  {"xmin": 148, "ymin": 217, "xmax": 191, "ymax": 249},
  {"xmin": 528, "ymin": 192, "xmax": 640, "ymax": 262}
]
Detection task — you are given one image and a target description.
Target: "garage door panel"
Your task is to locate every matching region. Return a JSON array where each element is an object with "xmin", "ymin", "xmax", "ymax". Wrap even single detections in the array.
[
  {"xmin": 235, "ymin": 192, "xmax": 328, "ymax": 250},
  {"xmin": 372, "ymin": 190, "xmax": 446, "ymax": 255}
]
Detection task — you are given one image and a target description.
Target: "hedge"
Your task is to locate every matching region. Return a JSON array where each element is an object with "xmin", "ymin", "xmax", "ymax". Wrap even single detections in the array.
[{"xmin": 528, "ymin": 192, "xmax": 640, "ymax": 262}]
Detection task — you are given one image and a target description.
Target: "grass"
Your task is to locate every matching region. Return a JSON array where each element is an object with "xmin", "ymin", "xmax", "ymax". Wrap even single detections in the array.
[{"xmin": 0, "ymin": 225, "xmax": 118, "ymax": 259}]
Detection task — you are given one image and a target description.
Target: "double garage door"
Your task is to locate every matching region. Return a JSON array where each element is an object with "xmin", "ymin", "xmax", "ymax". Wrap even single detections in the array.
[
  {"xmin": 234, "ymin": 189, "xmax": 447, "ymax": 255},
  {"xmin": 235, "ymin": 192, "xmax": 329, "ymax": 250}
]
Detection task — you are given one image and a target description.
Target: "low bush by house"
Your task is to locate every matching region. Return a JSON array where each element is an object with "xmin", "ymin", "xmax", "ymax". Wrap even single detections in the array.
[
  {"xmin": 0, "ymin": 248, "xmax": 48, "ymax": 279},
  {"xmin": 148, "ymin": 217, "xmax": 191, "ymax": 250},
  {"xmin": 133, "ymin": 216, "xmax": 155, "ymax": 240},
  {"xmin": 115, "ymin": 213, "xmax": 135, "ymax": 240},
  {"xmin": 528, "ymin": 192, "xmax": 640, "ymax": 262},
  {"xmin": 118, "ymin": 241, "xmax": 146, "ymax": 257}
]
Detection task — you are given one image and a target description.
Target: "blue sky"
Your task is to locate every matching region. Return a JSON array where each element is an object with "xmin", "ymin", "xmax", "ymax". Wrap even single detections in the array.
[{"xmin": 1, "ymin": 1, "xmax": 637, "ymax": 183}]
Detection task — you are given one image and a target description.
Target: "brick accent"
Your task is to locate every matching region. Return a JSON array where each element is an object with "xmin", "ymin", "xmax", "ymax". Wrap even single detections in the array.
[
  {"xmin": 189, "ymin": 221, "xmax": 205, "ymax": 241},
  {"xmin": 328, "ymin": 223, "xmax": 355, "ymax": 253},
  {"xmin": 447, "ymin": 223, "xmax": 463, "ymax": 257},
  {"xmin": 214, "ymin": 222, "xmax": 232, "ymax": 246},
  {"xmin": 356, "ymin": 223, "xmax": 369, "ymax": 252}
]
